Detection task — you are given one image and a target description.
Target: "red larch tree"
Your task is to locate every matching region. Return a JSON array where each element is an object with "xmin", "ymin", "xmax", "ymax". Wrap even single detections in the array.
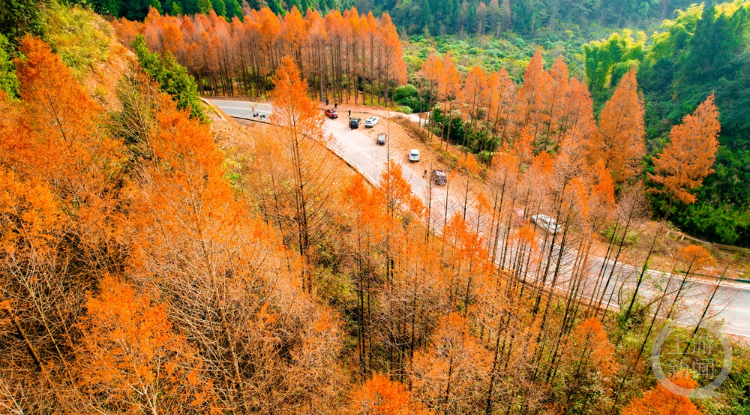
[
  {"xmin": 76, "ymin": 275, "xmax": 218, "ymax": 414},
  {"xmin": 270, "ymin": 56, "xmax": 333, "ymax": 292},
  {"xmin": 589, "ymin": 68, "xmax": 645, "ymax": 184},
  {"xmin": 650, "ymin": 94, "xmax": 721, "ymax": 206},
  {"xmin": 408, "ymin": 313, "xmax": 492, "ymax": 414},
  {"xmin": 515, "ymin": 49, "xmax": 551, "ymax": 146},
  {"xmin": 621, "ymin": 373, "xmax": 703, "ymax": 415},
  {"xmin": 349, "ymin": 374, "xmax": 433, "ymax": 415},
  {"xmin": 438, "ymin": 53, "xmax": 462, "ymax": 148}
]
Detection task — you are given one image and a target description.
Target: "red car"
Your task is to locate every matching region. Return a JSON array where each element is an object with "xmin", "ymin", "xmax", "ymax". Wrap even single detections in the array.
[{"xmin": 325, "ymin": 109, "xmax": 338, "ymax": 119}]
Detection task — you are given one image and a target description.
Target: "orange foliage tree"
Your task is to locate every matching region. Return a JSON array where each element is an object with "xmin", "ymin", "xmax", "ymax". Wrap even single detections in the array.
[
  {"xmin": 0, "ymin": 37, "xmax": 126, "ymax": 411},
  {"xmin": 123, "ymin": 84, "xmax": 344, "ymax": 412},
  {"xmin": 486, "ymin": 68, "xmax": 516, "ymax": 147},
  {"xmin": 515, "ymin": 49, "xmax": 551, "ymax": 146},
  {"xmin": 10, "ymin": 36, "xmax": 124, "ymax": 260},
  {"xmin": 419, "ymin": 53, "xmax": 442, "ymax": 140},
  {"xmin": 115, "ymin": 7, "xmax": 407, "ymax": 104},
  {"xmin": 437, "ymin": 53, "xmax": 462, "ymax": 148},
  {"xmin": 341, "ymin": 174, "xmax": 384, "ymax": 375},
  {"xmin": 557, "ymin": 318, "xmax": 617, "ymax": 412},
  {"xmin": 621, "ymin": 373, "xmax": 703, "ymax": 415},
  {"xmin": 541, "ymin": 56, "xmax": 569, "ymax": 150},
  {"xmin": 460, "ymin": 66, "xmax": 488, "ymax": 151},
  {"xmin": 376, "ymin": 160, "xmax": 426, "ymax": 374},
  {"xmin": 271, "ymin": 57, "xmax": 336, "ymax": 292},
  {"xmin": 76, "ymin": 275, "xmax": 218, "ymax": 414},
  {"xmin": 589, "ymin": 69, "xmax": 645, "ymax": 184},
  {"xmin": 650, "ymin": 94, "xmax": 721, "ymax": 207},
  {"xmin": 349, "ymin": 374, "xmax": 433, "ymax": 415},
  {"xmin": 0, "ymin": 168, "xmax": 67, "ymax": 403},
  {"xmin": 485, "ymin": 151, "xmax": 519, "ymax": 264},
  {"xmin": 408, "ymin": 313, "xmax": 491, "ymax": 414}
]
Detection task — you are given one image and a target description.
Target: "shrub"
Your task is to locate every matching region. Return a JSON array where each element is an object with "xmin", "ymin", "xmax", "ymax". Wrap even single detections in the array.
[
  {"xmin": 44, "ymin": 2, "xmax": 111, "ymax": 78},
  {"xmin": 601, "ymin": 225, "xmax": 639, "ymax": 246},
  {"xmin": 396, "ymin": 105, "xmax": 412, "ymax": 114},
  {"xmin": 0, "ymin": 0, "xmax": 46, "ymax": 45},
  {"xmin": 393, "ymin": 84, "xmax": 417, "ymax": 102},
  {"xmin": 0, "ymin": 33, "xmax": 18, "ymax": 96},
  {"xmin": 131, "ymin": 35, "xmax": 205, "ymax": 121}
]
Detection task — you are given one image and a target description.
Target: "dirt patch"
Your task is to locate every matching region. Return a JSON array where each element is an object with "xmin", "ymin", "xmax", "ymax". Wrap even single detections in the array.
[
  {"xmin": 82, "ymin": 37, "xmax": 136, "ymax": 110},
  {"xmin": 210, "ymin": 114, "xmax": 257, "ymax": 149},
  {"xmin": 210, "ymin": 113, "xmax": 359, "ymax": 190}
]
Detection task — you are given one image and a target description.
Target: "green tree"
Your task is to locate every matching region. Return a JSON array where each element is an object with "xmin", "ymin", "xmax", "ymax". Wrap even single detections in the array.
[
  {"xmin": 0, "ymin": 0, "xmax": 47, "ymax": 45},
  {"xmin": 225, "ymin": 0, "xmax": 241, "ymax": 19},
  {"xmin": 511, "ymin": 0, "xmax": 547, "ymax": 35},
  {"xmin": 149, "ymin": 0, "xmax": 163, "ymax": 13},
  {"xmin": 116, "ymin": 0, "xmax": 158, "ymax": 20},
  {"xmin": 211, "ymin": 0, "xmax": 226, "ymax": 16},
  {"xmin": 266, "ymin": 0, "xmax": 283, "ymax": 15},
  {"xmin": 420, "ymin": 0, "xmax": 433, "ymax": 33},
  {"xmin": 583, "ymin": 30, "xmax": 646, "ymax": 97},
  {"xmin": 0, "ymin": 33, "xmax": 18, "ymax": 96},
  {"xmin": 90, "ymin": 0, "xmax": 121, "ymax": 17},
  {"xmin": 182, "ymin": 0, "xmax": 198, "ymax": 14},
  {"xmin": 197, "ymin": 0, "xmax": 213, "ymax": 14},
  {"xmin": 681, "ymin": 4, "xmax": 746, "ymax": 84},
  {"xmin": 170, "ymin": 1, "xmax": 183, "ymax": 15},
  {"xmin": 131, "ymin": 35, "xmax": 205, "ymax": 120}
]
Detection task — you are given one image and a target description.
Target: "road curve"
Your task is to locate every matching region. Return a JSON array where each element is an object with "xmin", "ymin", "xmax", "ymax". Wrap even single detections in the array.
[{"xmin": 209, "ymin": 98, "xmax": 750, "ymax": 342}]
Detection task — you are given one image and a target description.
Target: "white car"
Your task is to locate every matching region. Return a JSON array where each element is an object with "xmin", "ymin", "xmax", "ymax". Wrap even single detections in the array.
[
  {"xmin": 531, "ymin": 214, "xmax": 562, "ymax": 234},
  {"xmin": 364, "ymin": 116, "xmax": 379, "ymax": 127},
  {"xmin": 409, "ymin": 149, "xmax": 420, "ymax": 162}
]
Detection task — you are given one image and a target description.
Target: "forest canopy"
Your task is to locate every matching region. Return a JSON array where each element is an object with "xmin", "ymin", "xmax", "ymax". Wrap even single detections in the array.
[
  {"xmin": 0, "ymin": 1, "xmax": 749, "ymax": 414},
  {"xmin": 81, "ymin": 0, "xmax": 722, "ymax": 36}
]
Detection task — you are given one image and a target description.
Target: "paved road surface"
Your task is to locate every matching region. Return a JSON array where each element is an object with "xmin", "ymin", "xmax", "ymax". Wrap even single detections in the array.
[{"xmin": 210, "ymin": 99, "xmax": 750, "ymax": 342}]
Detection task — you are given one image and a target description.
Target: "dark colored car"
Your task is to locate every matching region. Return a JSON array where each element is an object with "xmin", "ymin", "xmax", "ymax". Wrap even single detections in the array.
[
  {"xmin": 431, "ymin": 170, "xmax": 447, "ymax": 186},
  {"xmin": 350, "ymin": 117, "xmax": 361, "ymax": 129},
  {"xmin": 377, "ymin": 134, "xmax": 386, "ymax": 145},
  {"xmin": 325, "ymin": 109, "xmax": 338, "ymax": 119}
]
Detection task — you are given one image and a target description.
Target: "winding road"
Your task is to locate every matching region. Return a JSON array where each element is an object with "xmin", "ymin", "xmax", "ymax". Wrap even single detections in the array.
[{"xmin": 209, "ymin": 98, "xmax": 750, "ymax": 342}]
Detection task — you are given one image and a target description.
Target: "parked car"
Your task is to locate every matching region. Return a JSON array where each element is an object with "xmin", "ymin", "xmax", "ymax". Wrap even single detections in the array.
[
  {"xmin": 325, "ymin": 109, "xmax": 338, "ymax": 119},
  {"xmin": 364, "ymin": 116, "xmax": 379, "ymax": 127},
  {"xmin": 431, "ymin": 170, "xmax": 447, "ymax": 185},
  {"xmin": 409, "ymin": 149, "xmax": 420, "ymax": 162},
  {"xmin": 377, "ymin": 134, "xmax": 387, "ymax": 145},
  {"xmin": 531, "ymin": 214, "xmax": 562, "ymax": 234},
  {"xmin": 350, "ymin": 118, "xmax": 361, "ymax": 129}
]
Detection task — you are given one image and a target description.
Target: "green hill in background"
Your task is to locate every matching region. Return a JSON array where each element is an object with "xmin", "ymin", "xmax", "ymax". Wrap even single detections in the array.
[{"xmin": 584, "ymin": 2, "xmax": 750, "ymax": 246}]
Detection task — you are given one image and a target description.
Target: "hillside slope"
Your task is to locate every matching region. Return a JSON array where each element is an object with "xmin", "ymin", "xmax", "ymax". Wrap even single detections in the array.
[{"xmin": 1, "ymin": 3, "xmax": 749, "ymax": 415}]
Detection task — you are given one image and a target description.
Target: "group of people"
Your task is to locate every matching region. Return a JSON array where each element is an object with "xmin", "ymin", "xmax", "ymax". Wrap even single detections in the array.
[
  {"xmin": 251, "ymin": 107, "xmax": 266, "ymax": 119},
  {"xmin": 325, "ymin": 98, "xmax": 338, "ymax": 109}
]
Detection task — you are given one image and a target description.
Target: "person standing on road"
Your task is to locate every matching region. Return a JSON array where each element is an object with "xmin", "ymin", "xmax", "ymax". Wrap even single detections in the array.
[
  {"xmin": 334, "ymin": 102, "xmax": 338, "ymax": 109},
  {"xmin": 423, "ymin": 169, "xmax": 427, "ymax": 178},
  {"xmin": 325, "ymin": 98, "xmax": 329, "ymax": 106},
  {"xmin": 348, "ymin": 109, "xmax": 351, "ymax": 117}
]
